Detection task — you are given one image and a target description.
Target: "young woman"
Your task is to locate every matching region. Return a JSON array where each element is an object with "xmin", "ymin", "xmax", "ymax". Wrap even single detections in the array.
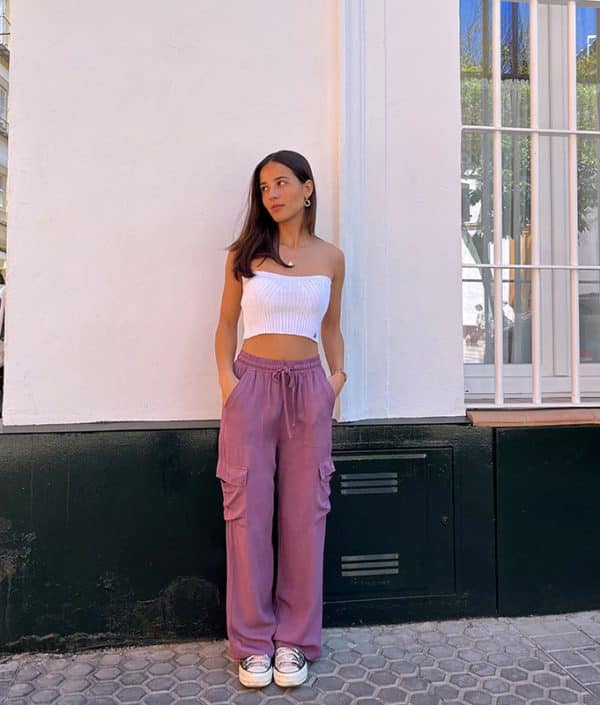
[{"xmin": 214, "ymin": 150, "xmax": 346, "ymax": 689}]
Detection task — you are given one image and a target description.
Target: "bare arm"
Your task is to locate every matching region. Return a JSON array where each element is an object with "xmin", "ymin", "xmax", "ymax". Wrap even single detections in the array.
[
  {"xmin": 214, "ymin": 249, "xmax": 242, "ymax": 398},
  {"xmin": 321, "ymin": 246, "xmax": 346, "ymax": 396}
]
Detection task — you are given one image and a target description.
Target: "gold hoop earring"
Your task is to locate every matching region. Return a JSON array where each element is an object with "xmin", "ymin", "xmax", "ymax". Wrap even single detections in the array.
[{"xmin": 304, "ymin": 198, "xmax": 311, "ymax": 207}]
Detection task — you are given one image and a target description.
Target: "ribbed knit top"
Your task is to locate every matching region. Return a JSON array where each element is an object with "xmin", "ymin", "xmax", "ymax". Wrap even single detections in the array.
[{"xmin": 241, "ymin": 270, "xmax": 332, "ymax": 342}]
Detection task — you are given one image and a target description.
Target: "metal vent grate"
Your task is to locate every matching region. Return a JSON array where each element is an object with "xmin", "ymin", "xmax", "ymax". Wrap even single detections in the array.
[
  {"xmin": 341, "ymin": 553, "xmax": 400, "ymax": 577},
  {"xmin": 340, "ymin": 472, "xmax": 398, "ymax": 495}
]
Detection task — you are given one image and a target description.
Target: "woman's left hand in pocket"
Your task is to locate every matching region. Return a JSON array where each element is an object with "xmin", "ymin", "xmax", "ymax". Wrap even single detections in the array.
[{"xmin": 327, "ymin": 373, "xmax": 345, "ymax": 399}]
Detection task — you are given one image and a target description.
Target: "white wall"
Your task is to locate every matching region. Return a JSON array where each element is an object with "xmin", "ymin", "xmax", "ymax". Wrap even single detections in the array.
[
  {"xmin": 3, "ymin": 0, "xmax": 465, "ymax": 426},
  {"xmin": 338, "ymin": 0, "xmax": 464, "ymax": 419},
  {"xmin": 3, "ymin": 0, "xmax": 339, "ymax": 425}
]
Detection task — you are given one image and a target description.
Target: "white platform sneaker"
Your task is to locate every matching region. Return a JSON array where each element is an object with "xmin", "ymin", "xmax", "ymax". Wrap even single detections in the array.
[
  {"xmin": 273, "ymin": 645, "xmax": 308, "ymax": 687},
  {"xmin": 238, "ymin": 653, "xmax": 273, "ymax": 688}
]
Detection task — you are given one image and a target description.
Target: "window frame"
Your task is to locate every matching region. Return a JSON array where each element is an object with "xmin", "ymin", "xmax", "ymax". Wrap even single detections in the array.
[{"xmin": 462, "ymin": 0, "xmax": 600, "ymax": 407}]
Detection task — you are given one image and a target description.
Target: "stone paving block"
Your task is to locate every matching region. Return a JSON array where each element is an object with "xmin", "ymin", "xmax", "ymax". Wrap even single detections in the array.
[
  {"xmin": 309, "ymin": 659, "xmax": 338, "ymax": 675},
  {"xmin": 174, "ymin": 681, "xmax": 203, "ymax": 697},
  {"xmin": 116, "ymin": 685, "xmax": 148, "ymax": 702},
  {"xmin": 201, "ymin": 670, "xmax": 232, "ymax": 687},
  {"xmin": 90, "ymin": 681, "xmax": 119, "ymax": 696},
  {"xmin": 346, "ymin": 679, "xmax": 375, "ymax": 697},
  {"xmin": 331, "ymin": 650, "xmax": 360, "ymax": 665},
  {"xmin": 409, "ymin": 653, "xmax": 435, "ymax": 666},
  {"xmin": 426, "ymin": 644, "xmax": 455, "ymax": 658},
  {"xmin": 390, "ymin": 660, "xmax": 419, "ymax": 676},
  {"xmin": 500, "ymin": 666, "xmax": 529, "ymax": 682},
  {"xmin": 519, "ymin": 657, "xmax": 546, "ymax": 671},
  {"xmin": 4, "ymin": 610, "xmax": 600, "ymax": 704},
  {"xmin": 173, "ymin": 664, "xmax": 202, "ymax": 680},
  {"xmin": 554, "ymin": 650, "xmax": 591, "ymax": 667},
  {"xmin": 470, "ymin": 662, "xmax": 497, "ymax": 677},
  {"xmin": 419, "ymin": 667, "xmax": 446, "ymax": 683},
  {"xmin": 336, "ymin": 664, "xmax": 366, "ymax": 680},
  {"xmin": 313, "ymin": 675, "xmax": 344, "ymax": 692},
  {"xmin": 30, "ymin": 689, "xmax": 60, "ymax": 703},
  {"xmin": 148, "ymin": 661, "xmax": 175, "ymax": 677},
  {"xmin": 549, "ymin": 688, "xmax": 579, "ymax": 703},
  {"xmin": 570, "ymin": 665, "xmax": 600, "ymax": 684},
  {"xmin": 483, "ymin": 677, "xmax": 511, "ymax": 694},
  {"xmin": 476, "ymin": 639, "xmax": 505, "ymax": 653},
  {"xmin": 360, "ymin": 654, "xmax": 386, "ymax": 669},
  {"xmin": 400, "ymin": 676, "xmax": 429, "ymax": 692},
  {"xmin": 496, "ymin": 695, "xmax": 526, "ymax": 705},
  {"xmin": 464, "ymin": 689, "xmax": 493, "ymax": 705},
  {"xmin": 146, "ymin": 675, "xmax": 176, "ymax": 691},
  {"xmin": 320, "ymin": 692, "xmax": 353, "ymax": 704},
  {"xmin": 7, "ymin": 682, "xmax": 34, "ymax": 697},
  {"xmin": 231, "ymin": 691, "xmax": 265, "ymax": 705},
  {"xmin": 378, "ymin": 685, "xmax": 410, "ymax": 702},
  {"xmin": 459, "ymin": 648, "xmax": 487, "ymax": 662},
  {"xmin": 122, "ymin": 658, "xmax": 149, "ymax": 672},
  {"xmin": 449, "ymin": 672, "xmax": 478, "ymax": 688},
  {"xmin": 119, "ymin": 671, "xmax": 148, "ymax": 686},
  {"xmin": 60, "ymin": 677, "xmax": 90, "ymax": 693},
  {"xmin": 34, "ymin": 673, "xmax": 65, "ymax": 688},
  {"xmin": 65, "ymin": 662, "xmax": 93, "ymax": 677},
  {"xmin": 56, "ymin": 695, "xmax": 88, "ymax": 704},
  {"xmin": 515, "ymin": 683, "xmax": 545, "ymax": 699},
  {"xmin": 367, "ymin": 668, "xmax": 397, "ymax": 686},
  {"xmin": 534, "ymin": 672, "xmax": 563, "ymax": 687},
  {"xmin": 201, "ymin": 655, "xmax": 230, "ymax": 670},
  {"xmin": 410, "ymin": 693, "xmax": 442, "ymax": 705},
  {"xmin": 432, "ymin": 683, "xmax": 459, "ymax": 699},
  {"xmin": 143, "ymin": 694, "xmax": 174, "ymax": 705},
  {"xmin": 437, "ymin": 658, "xmax": 467, "ymax": 673},
  {"xmin": 580, "ymin": 647, "xmax": 600, "ymax": 663},
  {"xmin": 202, "ymin": 684, "xmax": 235, "ymax": 702}
]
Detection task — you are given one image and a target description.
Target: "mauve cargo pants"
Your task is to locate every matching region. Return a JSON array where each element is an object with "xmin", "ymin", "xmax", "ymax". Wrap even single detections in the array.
[{"xmin": 216, "ymin": 349, "xmax": 337, "ymax": 661}]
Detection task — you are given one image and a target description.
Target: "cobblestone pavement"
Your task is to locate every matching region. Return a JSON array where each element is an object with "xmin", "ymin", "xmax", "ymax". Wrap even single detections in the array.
[{"xmin": 2, "ymin": 610, "xmax": 600, "ymax": 704}]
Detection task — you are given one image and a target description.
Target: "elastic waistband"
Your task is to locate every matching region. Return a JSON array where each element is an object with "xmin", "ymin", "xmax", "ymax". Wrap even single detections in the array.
[{"xmin": 236, "ymin": 349, "xmax": 323, "ymax": 371}]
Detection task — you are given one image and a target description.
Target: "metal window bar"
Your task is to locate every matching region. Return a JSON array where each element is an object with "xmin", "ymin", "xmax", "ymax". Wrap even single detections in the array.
[
  {"xmin": 462, "ymin": 0, "xmax": 595, "ymax": 407},
  {"xmin": 530, "ymin": 0, "xmax": 542, "ymax": 403},
  {"xmin": 0, "ymin": 14, "xmax": 9, "ymax": 46},
  {"xmin": 492, "ymin": 0, "xmax": 503, "ymax": 403},
  {"xmin": 567, "ymin": 0, "xmax": 580, "ymax": 403}
]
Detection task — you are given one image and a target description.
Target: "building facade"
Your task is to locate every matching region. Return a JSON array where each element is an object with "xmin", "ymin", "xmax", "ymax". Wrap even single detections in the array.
[{"xmin": 1, "ymin": 1, "xmax": 599, "ymax": 652}]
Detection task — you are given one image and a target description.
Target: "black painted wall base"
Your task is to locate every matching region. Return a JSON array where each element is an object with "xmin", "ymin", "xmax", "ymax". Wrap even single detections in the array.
[
  {"xmin": 496, "ymin": 425, "xmax": 600, "ymax": 616},
  {"xmin": 0, "ymin": 419, "xmax": 597, "ymax": 654}
]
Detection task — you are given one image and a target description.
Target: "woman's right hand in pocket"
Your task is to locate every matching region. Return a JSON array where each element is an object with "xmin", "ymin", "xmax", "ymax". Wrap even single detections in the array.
[{"xmin": 220, "ymin": 371, "xmax": 240, "ymax": 406}]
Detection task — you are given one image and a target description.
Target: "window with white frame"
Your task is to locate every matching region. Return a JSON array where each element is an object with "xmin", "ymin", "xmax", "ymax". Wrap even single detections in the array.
[
  {"xmin": 0, "ymin": 0, "xmax": 7, "ymax": 49},
  {"xmin": 0, "ymin": 172, "xmax": 6, "ymax": 211},
  {"xmin": 0, "ymin": 86, "xmax": 7, "ymax": 126},
  {"xmin": 461, "ymin": 0, "xmax": 600, "ymax": 406}
]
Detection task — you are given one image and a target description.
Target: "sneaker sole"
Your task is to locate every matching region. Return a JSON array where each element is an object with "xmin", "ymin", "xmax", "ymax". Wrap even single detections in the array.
[
  {"xmin": 273, "ymin": 662, "xmax": 308, "ymax": 687},
  {"xmin": 239, "ymin": 666, "xmax": 273, "ymax": 688}
]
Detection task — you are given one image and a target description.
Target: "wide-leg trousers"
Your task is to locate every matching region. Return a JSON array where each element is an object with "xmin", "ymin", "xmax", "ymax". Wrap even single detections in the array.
[{"xmin": 216, "ymin": 349, "xmax": 336, "ymax": 661}]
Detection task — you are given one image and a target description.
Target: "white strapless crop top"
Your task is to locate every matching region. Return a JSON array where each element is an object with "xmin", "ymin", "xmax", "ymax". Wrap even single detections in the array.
[{"xmin": 240, "ymin": 270, "xmax": 332, "ymax": 342}]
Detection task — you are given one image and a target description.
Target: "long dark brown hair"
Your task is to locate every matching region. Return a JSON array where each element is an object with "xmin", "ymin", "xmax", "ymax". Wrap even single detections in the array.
[{"xmin": 227, "ymin": 150, "xmax": 317, "ymax": 281}]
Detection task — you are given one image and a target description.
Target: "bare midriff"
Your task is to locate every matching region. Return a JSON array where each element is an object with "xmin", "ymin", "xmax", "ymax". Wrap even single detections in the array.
[{"xmin": 241, "ymin": 334, "xmax": 319, "ymax": 361}]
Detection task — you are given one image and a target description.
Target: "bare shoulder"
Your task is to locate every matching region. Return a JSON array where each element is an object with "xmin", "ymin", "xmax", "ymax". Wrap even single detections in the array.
[{"xmin": 314, "ymin": 236, "xmax": 345, "ymax": 278}]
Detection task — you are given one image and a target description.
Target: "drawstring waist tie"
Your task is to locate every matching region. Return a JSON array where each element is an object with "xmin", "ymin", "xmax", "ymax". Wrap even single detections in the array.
[{"xmin": 236, "ymin": 350, "xmax": 323, "ymax": 440}]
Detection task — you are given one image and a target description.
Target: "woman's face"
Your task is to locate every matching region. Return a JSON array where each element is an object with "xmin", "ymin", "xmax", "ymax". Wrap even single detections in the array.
[{"xmin": 259, "ymin": 161, "xmax": 312, "ymax": 222}]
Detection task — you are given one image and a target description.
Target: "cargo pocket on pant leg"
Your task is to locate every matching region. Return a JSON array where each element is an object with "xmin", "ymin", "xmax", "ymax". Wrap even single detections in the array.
[
  {"xmin": 216, "ymin": 456, "xmax": 248, "ymax": 522},
  {"xmin": 316, "ymin": 457, "xmax": 336, "ymax": 516}
]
